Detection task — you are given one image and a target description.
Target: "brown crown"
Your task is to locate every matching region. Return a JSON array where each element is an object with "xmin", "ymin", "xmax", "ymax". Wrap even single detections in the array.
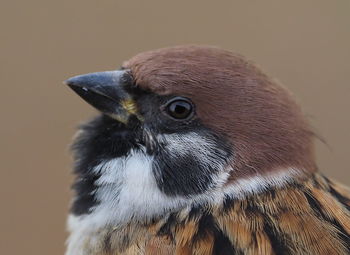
[{"xmin": 123, "ymin": 45, "xmax": 316, "ymax": 178}]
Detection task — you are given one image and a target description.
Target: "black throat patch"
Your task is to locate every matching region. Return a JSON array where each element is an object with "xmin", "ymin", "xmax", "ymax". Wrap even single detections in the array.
[
  {"xmin": 70, "ymin": 112, "xmax": 232, "ymax": 215},
  {"xmin": 70, "ymin": 115, "xmax": 140, "ymax": 215}
]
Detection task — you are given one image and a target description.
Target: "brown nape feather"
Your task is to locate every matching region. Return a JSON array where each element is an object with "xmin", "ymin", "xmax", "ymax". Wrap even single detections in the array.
[
  {"xmin": 109, "ymin": 174, "xmax": 350, "ymax": 255},
  {"xmin": 123, "ymin": 45, "xmax": 317, "ymax": 179}
]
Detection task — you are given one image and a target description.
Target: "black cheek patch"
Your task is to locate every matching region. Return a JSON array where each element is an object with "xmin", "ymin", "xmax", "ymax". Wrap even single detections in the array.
[
  {"xmin": 152, "ymin": 133, "xmax": 232, "ymax": 197},
  {"xmin": 153, "ymin": 153, "xmax": 216, "ymax": 196}
]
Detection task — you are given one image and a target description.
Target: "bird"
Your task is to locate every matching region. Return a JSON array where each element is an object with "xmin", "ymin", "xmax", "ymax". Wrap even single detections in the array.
[{"xmin": 64, "ymin": 45, "xmax": 350, "ymax": 255}]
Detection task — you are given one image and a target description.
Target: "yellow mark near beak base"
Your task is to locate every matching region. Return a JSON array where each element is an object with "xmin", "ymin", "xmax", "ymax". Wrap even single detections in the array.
[
  {"xmin": 121, "ymin": 99, "xmax": 144, "ymax": 122},
  {"xmin": 121, "ymin": 99, "xmax": 138, "ymax": 115}
]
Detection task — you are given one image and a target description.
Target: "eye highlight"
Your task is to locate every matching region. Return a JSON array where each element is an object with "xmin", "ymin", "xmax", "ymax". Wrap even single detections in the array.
[{"xmin": 165, "ymin": 97, "xmax": 194, "ymax": 120}]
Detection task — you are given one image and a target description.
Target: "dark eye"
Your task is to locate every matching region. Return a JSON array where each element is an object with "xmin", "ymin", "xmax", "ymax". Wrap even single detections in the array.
[{"xmin": 165, "ymin": 98, "xmax": 194, "ymax": 120}]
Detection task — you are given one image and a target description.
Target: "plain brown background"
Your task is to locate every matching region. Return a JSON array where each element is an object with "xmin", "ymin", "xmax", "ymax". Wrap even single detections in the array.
[{"xmin": 1, "ymin": 1, "xmax": 349, "ymax": 254}]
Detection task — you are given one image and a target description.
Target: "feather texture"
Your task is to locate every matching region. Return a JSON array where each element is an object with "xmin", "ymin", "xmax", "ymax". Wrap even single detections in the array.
[
  {"xmin": 100, "ymin": 173, "xmax": 350, "ymax": 255},
  {"xmin": 65, "ymin": 46, "xmax": 349, "ymax": 255}
]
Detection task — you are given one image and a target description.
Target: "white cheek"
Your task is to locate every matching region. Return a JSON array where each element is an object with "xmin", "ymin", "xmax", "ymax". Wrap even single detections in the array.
[{"xmin": 159, "ymin": 132, "xmax": 228, "ymax": 171}]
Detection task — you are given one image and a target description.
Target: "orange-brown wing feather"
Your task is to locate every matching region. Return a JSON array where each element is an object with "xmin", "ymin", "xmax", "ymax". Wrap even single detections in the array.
[
  {"xmin": 109, "ymin": 174, "xmax": 350, "ymax": 255},
  {"xmin": 212, "ymin": 174, "xmax": 350, "ymax": 255},
  {"xmin": 151, "ymin": 173, "xmax": 350, "ymax": 255}
]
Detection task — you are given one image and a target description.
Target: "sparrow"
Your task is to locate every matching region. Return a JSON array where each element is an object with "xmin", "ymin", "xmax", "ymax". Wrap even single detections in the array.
[{"xmin": 64, "ymin": 45, "xmax": 350, "ymax": 255}]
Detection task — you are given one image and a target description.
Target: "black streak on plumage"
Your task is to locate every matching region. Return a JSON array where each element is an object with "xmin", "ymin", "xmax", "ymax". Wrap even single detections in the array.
[{"xmin": 304, "ymin": 190, "xmax": 350, "ymax": 253}]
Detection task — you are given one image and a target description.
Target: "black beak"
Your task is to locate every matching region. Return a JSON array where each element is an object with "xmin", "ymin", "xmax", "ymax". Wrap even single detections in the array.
[{"xmin": 65, "ymin": 70, "xmax": 136, "ymax": 123}]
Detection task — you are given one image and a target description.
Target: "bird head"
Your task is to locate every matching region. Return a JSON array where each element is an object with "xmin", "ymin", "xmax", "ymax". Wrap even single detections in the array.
[{"xmin": 66, "ymin": 46, "xmax": 316, "ymax": 217}]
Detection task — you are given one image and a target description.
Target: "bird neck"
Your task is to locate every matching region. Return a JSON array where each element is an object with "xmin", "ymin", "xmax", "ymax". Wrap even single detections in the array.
[{"xmin": 66, "ymin": 172, "xmax": 350, "ymax": 255}]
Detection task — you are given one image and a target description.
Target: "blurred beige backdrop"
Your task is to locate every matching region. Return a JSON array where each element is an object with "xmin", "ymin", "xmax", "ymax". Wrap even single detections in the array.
[{"xmin": 0, "ymin": 1, "xmax": 349, "ymax": 254}]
